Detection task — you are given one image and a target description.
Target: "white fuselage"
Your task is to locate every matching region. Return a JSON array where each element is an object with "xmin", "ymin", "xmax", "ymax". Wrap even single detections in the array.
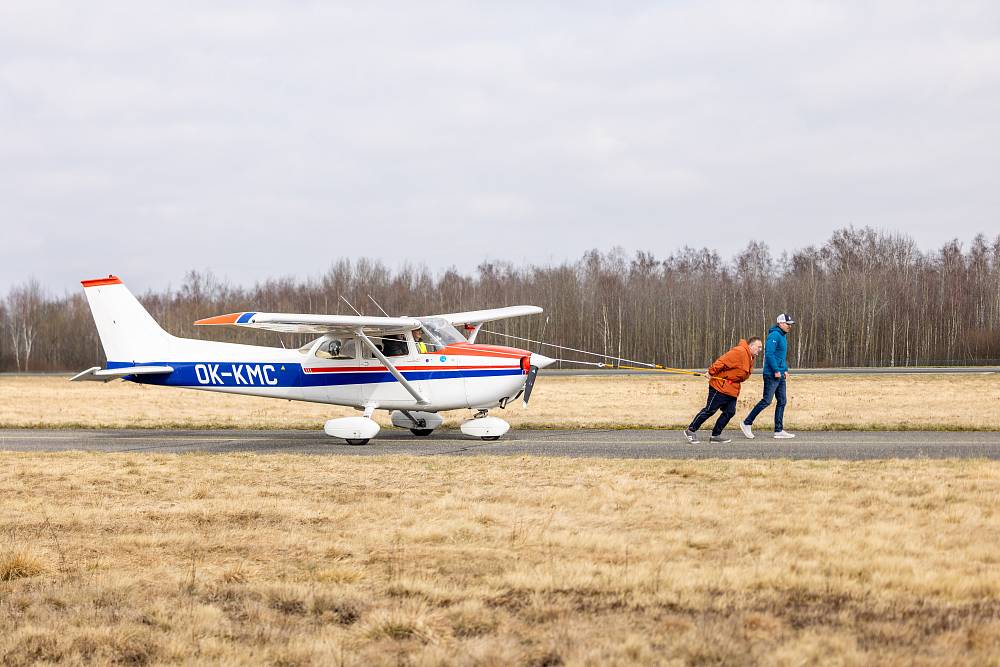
[{"xmin": 114, "ymin": 336, "xmax": 533, "ymax": 412}]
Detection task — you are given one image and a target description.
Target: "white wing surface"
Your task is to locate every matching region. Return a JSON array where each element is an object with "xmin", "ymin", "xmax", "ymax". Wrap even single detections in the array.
[
  {"xmin": 194, "ymin": 312, "xmax": 421, "ymax": 335},
  {"xmin": 434, "ymin": 306, "xmax": 543, "ymax": 327}
]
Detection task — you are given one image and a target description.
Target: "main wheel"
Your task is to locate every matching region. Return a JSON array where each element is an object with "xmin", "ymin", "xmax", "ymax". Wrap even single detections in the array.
[
  {"xmin": 345, "ymin": 438, "xmax": 369, "ymax": 446},
  {"xmin": 410, "ymin": 429, "xmax": 434, "ymax": 437},
  {"xmin": 481, "ymin": 436, "xmax": 501, "ymax": 441}
]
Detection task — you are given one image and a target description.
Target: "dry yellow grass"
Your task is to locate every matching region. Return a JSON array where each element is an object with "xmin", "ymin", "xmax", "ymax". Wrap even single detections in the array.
[
  {"xmin": 1, "ymin": 452, "xmax": 998, "ymax": 665},
  {"xmin": 0, "ymin": 550, "xmax": 46, "ymax": 582},
  {"xmin": 3, "ymin": 373, "xmax": 1000, "ymax": 430}
]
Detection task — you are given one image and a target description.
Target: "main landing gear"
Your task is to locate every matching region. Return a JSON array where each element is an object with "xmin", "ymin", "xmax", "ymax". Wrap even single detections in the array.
[
  {"xmin": 391, "ymin": 410, "xmax": 444, "ymax": 437},
  {"xmin": 324, "ymin": 408, "xmax": 510, "ymax": 445},
  {"xmin": 324, "ymin": 416, "xmax": 380, "ymax": 445},
  {"xmin": 324, "ymin": 403, "xmax": 380, "ymax": 445}
]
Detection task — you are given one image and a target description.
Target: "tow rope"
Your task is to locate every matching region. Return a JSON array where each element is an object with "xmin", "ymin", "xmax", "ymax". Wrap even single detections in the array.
[
  {"xmin": 352, "ymin": 329, "xmax": 715, "ymax": 380},
  {"xmin": 480, "ymin": 330, "xmax": 713, "ymax": 379}
]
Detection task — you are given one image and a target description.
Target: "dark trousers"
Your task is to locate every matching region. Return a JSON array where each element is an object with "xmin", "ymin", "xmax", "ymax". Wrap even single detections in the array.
[
  {"xmin": 744, "ymin": 374, "xmax": 787, "ymax": 432},
  {"xmin": 688, "ymin": 387, "xmax": 737, "ymax": 436}
]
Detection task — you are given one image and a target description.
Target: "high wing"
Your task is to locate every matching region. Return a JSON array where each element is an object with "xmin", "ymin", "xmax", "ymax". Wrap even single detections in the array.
[
  {"xmin": 194, "ymin": 312, "xmax": 421, "ymax": 335},
  {"xmin": 434, "ymin": 305, "xmax": 543, "ymax": 327}
]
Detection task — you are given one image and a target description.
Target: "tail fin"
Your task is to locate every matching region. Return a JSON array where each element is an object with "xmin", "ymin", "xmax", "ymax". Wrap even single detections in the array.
[{"xmin": 82, "ymin": 276, "xmax": 172, "ymax": 364}]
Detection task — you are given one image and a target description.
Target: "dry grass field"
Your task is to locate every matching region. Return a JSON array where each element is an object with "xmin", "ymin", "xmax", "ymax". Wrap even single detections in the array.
[
  {"xmin": 2, "ymin": 373, "xmax": 1000, "ymax": 431},
  {"xmin": 1, "ymin": 452, "xmax": 999, "ymax": 666}
]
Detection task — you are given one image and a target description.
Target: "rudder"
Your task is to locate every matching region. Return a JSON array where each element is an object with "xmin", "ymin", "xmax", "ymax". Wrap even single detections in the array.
[{"xmin": 82, "ymin": 276, "xmax": 172, "ymax": 364}]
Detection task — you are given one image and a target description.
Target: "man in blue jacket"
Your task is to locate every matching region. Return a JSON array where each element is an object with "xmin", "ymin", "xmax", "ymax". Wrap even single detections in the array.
[{"xmin": 741, "ymin": 313, "xmax": 796, "ymax": 439}]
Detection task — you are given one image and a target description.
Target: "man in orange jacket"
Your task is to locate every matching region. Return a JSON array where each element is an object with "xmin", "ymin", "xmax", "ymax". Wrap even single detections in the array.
[{"xmin": 684, "ymin": 337, "xmax": 762, "ymax": 444}]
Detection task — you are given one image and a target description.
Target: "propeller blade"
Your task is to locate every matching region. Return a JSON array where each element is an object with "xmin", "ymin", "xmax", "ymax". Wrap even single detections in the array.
[{"xmin": 522, "ymin": 365, "xmax": 539, "ymax": 407}]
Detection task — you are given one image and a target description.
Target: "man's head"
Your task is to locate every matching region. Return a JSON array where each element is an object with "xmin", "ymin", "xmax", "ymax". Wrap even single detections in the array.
[
  {"xmin": 413, "ymin": 328, "xmax": 423, "ymax": 339},
  {"xmin": 776, "ymin": 313, "xmax": 795, "ymax": 333},
  {"xmin": 747, "ymin": 336, "xmax": 763, "ymax": 357}
]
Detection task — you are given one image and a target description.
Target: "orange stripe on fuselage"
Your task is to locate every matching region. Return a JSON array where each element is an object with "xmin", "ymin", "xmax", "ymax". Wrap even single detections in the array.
[
  {"xmin": 81, "ymin": 275, "xmax": 122, "ymax": 287},
  {"xmin": 194, "ymin": 312, "xmax": 244, "ymax": 325},
  {"xmin": 303, "ymin": 364, "xmax": 520, "ymax": 373},
  {"xmin": 437, "ymin": 343, "xmax": 529, "ymax": 359}
]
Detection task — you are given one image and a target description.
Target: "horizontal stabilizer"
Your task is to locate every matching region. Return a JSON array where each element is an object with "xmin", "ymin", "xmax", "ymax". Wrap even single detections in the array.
[{"xmin": 70, "ymin": 365, "xmax": 175, "ymax": 382}]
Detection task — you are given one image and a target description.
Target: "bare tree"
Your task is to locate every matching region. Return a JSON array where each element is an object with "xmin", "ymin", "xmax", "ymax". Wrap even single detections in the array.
[
  {"xmin": 5, "ymin": 279, "xmax": 44, "ymax": 371},
  {"xmin": 3, "ymin": 229, "xmax": 1000, "ymax": 371}
]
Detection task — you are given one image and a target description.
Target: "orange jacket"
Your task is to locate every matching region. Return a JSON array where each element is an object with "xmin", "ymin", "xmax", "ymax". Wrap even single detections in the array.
[{"xmin": 707, "ymin": 339, "xmax": 755, "ymax": 398}]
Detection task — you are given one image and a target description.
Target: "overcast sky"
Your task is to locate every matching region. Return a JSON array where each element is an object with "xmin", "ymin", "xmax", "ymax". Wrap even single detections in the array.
[{"xmin": 2, "ymin": 1, "xmax": 998, "ymax": 295}]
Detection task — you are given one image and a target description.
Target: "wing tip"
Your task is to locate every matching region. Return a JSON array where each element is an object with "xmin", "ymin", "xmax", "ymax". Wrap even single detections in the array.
[{"xmin": 194, "ymin": 312, "xmax": 245, "ymax": 326}]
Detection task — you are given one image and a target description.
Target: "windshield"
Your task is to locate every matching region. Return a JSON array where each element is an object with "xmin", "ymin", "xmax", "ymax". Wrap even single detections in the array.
[{"xmin": 417, "ymin": 317, "xmax": 467, "ymax": 348}]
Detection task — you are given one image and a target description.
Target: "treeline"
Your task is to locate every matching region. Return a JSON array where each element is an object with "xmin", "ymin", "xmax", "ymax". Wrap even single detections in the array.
[{"xmin": 3, "ymin": 228, "xmax": 1000, "ymax": 372}]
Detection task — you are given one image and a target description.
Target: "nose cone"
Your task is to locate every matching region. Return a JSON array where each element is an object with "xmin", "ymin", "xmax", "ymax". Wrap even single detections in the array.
[{"xmin": 530, "ymin": 352, "xmax": 556, "ymax": 369}]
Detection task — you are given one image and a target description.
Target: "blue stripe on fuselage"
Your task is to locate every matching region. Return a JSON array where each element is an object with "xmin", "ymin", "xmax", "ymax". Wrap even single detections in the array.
[{"xmin": 105, "ymin": 361, "xmax": 523, "ymax": 388}]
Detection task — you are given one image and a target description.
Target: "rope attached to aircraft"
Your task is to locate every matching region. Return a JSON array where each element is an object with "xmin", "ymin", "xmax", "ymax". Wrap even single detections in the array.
[
  {"xmin": 330, "ymin": 327, "xmax": 713, "ymax": 379},
  {"xmin": 480, "ymin": 330, "xmax": 711, "ymax": 378}
]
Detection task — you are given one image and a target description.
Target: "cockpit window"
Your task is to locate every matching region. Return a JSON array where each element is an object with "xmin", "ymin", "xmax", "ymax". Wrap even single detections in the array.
[
  {"xmin": 417, "ymin": 317, "xmax": 466, "ymax": 351},
  {"xmin": 380, "ymin": 335, "xmax": 409, "ymax": 357},
  {"xmin": 314, "ymin": 337, "xmax": 356, "ymax": 359}
]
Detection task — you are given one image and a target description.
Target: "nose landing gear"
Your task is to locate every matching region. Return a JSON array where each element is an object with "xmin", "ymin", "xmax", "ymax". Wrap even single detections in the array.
[{"xmin": 461, "ymin": 409, "xmax": 510, "ymax": 441}]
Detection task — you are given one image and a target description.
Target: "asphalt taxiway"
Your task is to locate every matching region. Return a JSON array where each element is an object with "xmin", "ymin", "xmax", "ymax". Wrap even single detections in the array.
[{"xmin": 1, "ymin": 429, "xmax": 998, "ymax": 460}]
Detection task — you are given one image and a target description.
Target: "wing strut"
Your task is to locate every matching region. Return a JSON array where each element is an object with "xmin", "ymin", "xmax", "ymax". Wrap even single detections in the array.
[{"xmin": 355, "ymin": 330, "xmax": 429, "ymax": 405}]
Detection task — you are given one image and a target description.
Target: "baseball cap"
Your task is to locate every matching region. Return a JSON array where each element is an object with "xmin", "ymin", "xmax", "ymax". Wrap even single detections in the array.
[{"xmin": 777, "ymin": 313, "xmax": 795, "ymax": 325}]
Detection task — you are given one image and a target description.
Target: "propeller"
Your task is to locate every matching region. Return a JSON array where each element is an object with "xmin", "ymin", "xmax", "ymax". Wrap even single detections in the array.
[
  {"xmin": 520, "ymin": 353, "xmax": 553, "ymax": 407},
  {"xmin": 522, "ymin": 365, "xmax": 539, "ymax": 407}
]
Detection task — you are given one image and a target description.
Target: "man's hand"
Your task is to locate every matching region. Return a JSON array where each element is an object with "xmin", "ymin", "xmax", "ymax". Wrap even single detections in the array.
[
  {"xmin": 784, "ymin": 371, "xmax": 790, "ymax": 379},
  {"xmin": 774, "ymin": 372, "xmax": 781, "ymax": 379}
]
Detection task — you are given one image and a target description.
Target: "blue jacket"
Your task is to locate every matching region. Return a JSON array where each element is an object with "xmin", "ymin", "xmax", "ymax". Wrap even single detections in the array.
[{"xmin": 763, "ymin": 325, "xmax": 788, "ymax": 375}]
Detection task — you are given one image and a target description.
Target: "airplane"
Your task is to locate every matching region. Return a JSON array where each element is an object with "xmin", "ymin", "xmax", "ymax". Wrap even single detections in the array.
[{"xmin": 71, "ymin": 275, "xmax": 555, "ymax": 444}]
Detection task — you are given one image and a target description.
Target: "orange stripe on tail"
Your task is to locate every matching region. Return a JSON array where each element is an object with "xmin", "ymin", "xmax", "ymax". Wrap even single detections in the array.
[{"xmin": 81, "ymin": 275, "xmax": 122, "ymax": 287}]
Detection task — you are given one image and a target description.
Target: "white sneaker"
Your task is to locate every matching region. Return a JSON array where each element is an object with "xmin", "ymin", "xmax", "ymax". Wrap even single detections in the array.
[
  {"xmin": 739, "ymin": 422, "xmax": 754, "ymax": 439},
  {"xmin": 773, "ymin": 431, "xmax": 796, "ymax": 439}
]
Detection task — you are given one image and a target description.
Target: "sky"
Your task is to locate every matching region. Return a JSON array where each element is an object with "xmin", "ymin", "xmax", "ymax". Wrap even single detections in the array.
[{"xmin": 2, "ymin": 1, "xmax": 999, "ymax": 295}]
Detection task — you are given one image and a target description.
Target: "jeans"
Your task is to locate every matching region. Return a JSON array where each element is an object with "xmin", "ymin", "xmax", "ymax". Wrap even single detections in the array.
[
  {"xmin": 688, "ymin": 387, "xmax": 737, "ymax": 436},
  {"xmin": 744, "ymin": 374, "xmax": 787, "ymax": 432}
]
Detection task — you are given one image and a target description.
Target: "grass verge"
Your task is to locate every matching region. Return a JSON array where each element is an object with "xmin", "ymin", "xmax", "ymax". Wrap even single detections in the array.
[{"xmin": 1, "ymin": 452, "xmax": 999, "ymax": 665}]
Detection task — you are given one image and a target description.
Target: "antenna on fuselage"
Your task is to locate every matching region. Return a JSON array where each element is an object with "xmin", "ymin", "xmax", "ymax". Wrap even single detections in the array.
[{"xmin": 368, "ymin": 295, "xmax": 391, "ymax": 317}]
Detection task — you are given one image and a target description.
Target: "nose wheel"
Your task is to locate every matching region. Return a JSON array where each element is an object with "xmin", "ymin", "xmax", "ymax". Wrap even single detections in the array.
[{"xmin": 461, "ymin": 411, "xmax": 510, "ymax": 440}]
